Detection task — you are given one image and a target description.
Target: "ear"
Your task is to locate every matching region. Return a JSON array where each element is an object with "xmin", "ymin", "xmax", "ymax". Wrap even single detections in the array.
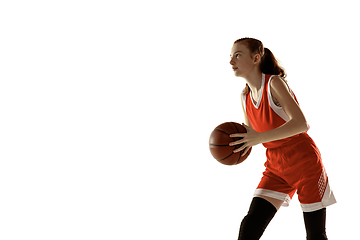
[{"xmin": 253, "ymin": 54, "xmax": 261, "ymax": 64}]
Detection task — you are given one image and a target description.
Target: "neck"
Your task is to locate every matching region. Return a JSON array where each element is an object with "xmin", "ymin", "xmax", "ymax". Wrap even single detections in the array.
[{"xmin": 243, "ymin": 70, "xmax": 263, "ymax": 93}]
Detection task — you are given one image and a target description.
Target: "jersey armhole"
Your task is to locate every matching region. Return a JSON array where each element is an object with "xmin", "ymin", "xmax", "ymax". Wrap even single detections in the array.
[
  {"xmin": 268, "ymin": 75, "xmax": 292, "ymax": 121},
  {"xmin": 241, "ymin": 93, "xmax": 247, "ymax": 114},
  {"xmin": 268, "ymin": 75, "xmax": 295, "ymax": 107}
]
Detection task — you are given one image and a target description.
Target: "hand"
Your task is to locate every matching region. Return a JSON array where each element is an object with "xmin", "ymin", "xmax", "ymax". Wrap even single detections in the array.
[{"xmin": 229, "ymin": 123, "xmax": 262, "ymax": 156}]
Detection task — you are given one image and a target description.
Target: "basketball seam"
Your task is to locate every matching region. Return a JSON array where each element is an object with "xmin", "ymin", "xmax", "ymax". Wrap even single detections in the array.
[
  {"xmin": 219, "ymin": 151, "xmax": 234, "ymax": 161},
  {"xmin": 213, "ymin": 127, "xmax": 239, "ymax": 159},
  {"xmin": 212, "ymin": 123, "xmax": 247, "ymax": 164},
  {"xmin": 236, "ymin": 151, "xmax": 242, "ymax": 164},
  {"xmin": 231, "ymin": 122, "xmax": 240, "ymax": 133},
  {"xmin": 231, "ymin": 122, "xmax": 246, "ymax": 164},
  {"xmin": 216, "ymin": 125, "xmax": 241, "ymax": 162},
  {"xmin": 209, "ymin": 144, "xmax": 231, "ymax": 147},
  {"xmin": 214, "ymin": 129, "xmax": 231, "ymax": 135}
]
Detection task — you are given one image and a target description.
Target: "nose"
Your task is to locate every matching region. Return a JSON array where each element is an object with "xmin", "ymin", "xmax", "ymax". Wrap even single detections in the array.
[{"xmin": 229, "ymin": 57, "xmax": 235, "ymax": 65}]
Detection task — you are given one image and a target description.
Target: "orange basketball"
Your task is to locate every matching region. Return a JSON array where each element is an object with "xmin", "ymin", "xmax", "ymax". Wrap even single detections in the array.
[{"xmin": 209, "ymin": 122, "xmax": 252, "ymax": 165}]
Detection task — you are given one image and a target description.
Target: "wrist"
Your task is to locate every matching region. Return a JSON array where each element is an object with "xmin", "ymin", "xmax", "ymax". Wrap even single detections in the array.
[{"xmin": 258, "ymin": 131, "xmax": 269, "ymax": 144}]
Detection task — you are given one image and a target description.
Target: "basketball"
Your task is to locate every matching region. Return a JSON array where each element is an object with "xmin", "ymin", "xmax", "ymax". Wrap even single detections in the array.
[{"xmin": 209, "ymin": 122, "xmax": 252, "ymax": 165}]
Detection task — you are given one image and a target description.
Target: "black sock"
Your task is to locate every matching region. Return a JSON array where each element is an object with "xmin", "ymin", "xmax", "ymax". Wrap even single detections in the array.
[
  {"xmin": 238, "ymin": 197, "xmax": 277, "ymax": 240},
  {"xmin": 303, "ymin": 208, "xmax": 327, "ymax": 240}
]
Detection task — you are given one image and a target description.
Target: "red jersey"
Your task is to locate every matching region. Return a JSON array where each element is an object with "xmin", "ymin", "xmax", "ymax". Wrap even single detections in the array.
[
  {"xmin": 243, "ymin": 74, "xmax": 336, "ymax": 211},
  {"xmin": 242, "ymin": 74, "xmax": 303, "ymax": 148}
]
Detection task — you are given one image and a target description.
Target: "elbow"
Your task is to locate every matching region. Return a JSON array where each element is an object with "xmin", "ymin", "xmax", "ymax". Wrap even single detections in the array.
[
  {"xmin": 295, "ymin": 114, "xmax": 310, "ymax": 133},
  {"xmin": 301, "ymin": 121, "xmax": 310, "ymax": 133},
  {"xmin": 304, "ymin": 123, "xmax": 310, "ymax": 132},
  {"xmin": 292, "ymin": 118, "xmax": 309, "ymax": 133}
]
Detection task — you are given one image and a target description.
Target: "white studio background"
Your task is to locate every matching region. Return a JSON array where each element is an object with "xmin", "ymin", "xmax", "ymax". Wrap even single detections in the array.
[{"xmin": 0, "ymin": 0, "xmax": 358, "ymax": 239}]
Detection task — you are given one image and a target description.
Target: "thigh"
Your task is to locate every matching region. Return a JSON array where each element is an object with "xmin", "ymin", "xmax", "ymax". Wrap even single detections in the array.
[
  {"xmin": 255, "ymin": 169, "xmax": 296, "ymax": 207},
  {"xmin": 254, "ymin": 194, "xmax": 284, "ymax": 210},
  {"xmin": 238, "ymin": 197, "xmax": 278, "ymax": 240}
]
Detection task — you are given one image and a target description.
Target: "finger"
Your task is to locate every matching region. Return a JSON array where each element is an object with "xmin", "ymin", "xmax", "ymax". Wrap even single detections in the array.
[
  {"xmin": 241, "ymin": 146, "xmax": 251, "ymax": 156},
  {"xmin": 229, "ymin": 139, "xmax": 246, "ymax": 146},
  {"xmin": 229, "ymin": 133, "xmax": 246, "ymax": 138},
  {"xmin": 233, "ymin": 144, "xmax": 247, "ymax": 153},
  {"xmin": 242, "ymin": 123, "xmax": 250, "ymax": 131}
]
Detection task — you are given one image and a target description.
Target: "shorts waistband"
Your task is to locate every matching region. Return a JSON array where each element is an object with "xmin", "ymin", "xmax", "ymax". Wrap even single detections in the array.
[{"xmin": 266, "ymin": 133, "xmax": 312, "ymax": 150}]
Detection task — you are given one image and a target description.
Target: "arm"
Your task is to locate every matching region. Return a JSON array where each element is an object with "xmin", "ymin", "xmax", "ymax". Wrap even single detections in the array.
[
  {"xmin": 230, "ymin": 76, "xmax": 309, "ymax": 154},
  {"xmin": 258, "ymin": 76, "xmax": 309, "ymax": 142},
  {"xmin": 241, "ymin": 93, "xmax": 252, "ymax": 128}
]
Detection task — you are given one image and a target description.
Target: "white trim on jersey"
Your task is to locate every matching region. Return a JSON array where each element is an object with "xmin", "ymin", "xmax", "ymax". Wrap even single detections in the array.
[
  {"xmin": 267, "ymin": 75, "xmax": 294, "ymax": 122},
  {"xmin": 242, "ymin": 93, "xmax": 247, "ymax": 114},
  {"xmin": 249, "ymin": 73, "xmax": 265, "ymax": 109},
  {"xmin": 242, "ymin": 74, "xmax": 296, "ymax": 123}
]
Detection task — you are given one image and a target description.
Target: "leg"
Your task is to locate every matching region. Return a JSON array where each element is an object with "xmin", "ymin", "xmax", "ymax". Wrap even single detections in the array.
[
  {"xmin": 238, "ymin": 197, "xmax": 278, "ymax": 240},
  {"xmin": 254, "ymin": 194, "xmax": 284, "ymax": 210},
  {"xmin": 303, "ymin": 208, "xmax": 327, "ymax": 240}
]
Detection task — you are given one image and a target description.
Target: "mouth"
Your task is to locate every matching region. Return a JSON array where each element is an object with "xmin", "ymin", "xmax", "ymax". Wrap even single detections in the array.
[{"xmin": 232, "ymin": 67, "xmax": 238, "ymax": 71}]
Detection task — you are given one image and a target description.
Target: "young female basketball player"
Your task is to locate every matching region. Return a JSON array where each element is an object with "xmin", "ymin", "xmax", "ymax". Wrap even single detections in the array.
[{"xmin": 228, "ymin": 38, "xmax": 336, "ymax": 240}]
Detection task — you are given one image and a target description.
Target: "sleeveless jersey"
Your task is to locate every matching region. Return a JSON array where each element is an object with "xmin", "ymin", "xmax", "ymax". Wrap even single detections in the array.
[{"xmin": 242, "ymin": 74, "xmax": 303, "ymax": 148}]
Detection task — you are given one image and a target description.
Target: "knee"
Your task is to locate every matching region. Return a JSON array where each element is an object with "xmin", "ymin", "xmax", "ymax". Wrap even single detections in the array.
[
  {"xmin": 303, "ymin": 208, "xmax": 327, "ymax": 240},
  {"xmin": 238, "ymin": 213, "xmax": 272, "ymax": 240},
  {"xmin": 238, "ymin": 197, "xmax": 277, "ymax": 240}
]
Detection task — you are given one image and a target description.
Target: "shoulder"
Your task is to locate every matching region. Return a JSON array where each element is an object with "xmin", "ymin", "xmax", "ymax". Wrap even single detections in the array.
[
  {"xmin": 269, "ymin": 75, "xmax": 289, "ymax": 94},
  {"xmin": 269, "ymin": 75, "xmax": 286, "ymax": 88},
  {"xmin": 268, "ymin": 75, "xmax": 296, "ymax": 104}
]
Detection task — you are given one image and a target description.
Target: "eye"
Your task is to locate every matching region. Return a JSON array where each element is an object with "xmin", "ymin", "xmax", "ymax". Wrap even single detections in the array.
[{"xmin": 230, "ymin": 53, "xmax": 241, "ymax": 59}]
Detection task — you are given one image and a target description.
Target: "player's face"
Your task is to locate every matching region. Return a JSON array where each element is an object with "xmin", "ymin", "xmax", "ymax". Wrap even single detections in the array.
[{"xmin": 229, "ymin": 43, "xmax": 255, "ymax": 77}]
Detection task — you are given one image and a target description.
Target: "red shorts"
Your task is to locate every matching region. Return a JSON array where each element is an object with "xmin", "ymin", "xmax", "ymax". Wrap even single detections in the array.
[{"xmin": 255, "ymin": 133, "xmax": 336, "ymax": 212}]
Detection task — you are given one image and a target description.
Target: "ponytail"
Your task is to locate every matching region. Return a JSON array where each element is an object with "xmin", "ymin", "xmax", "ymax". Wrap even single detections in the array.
[
  {"xmin": 234, "ymin": 38, "xmax": 286, "ymax": 95},
  {"xmin": 260, "ymin": 48, "xmax": 286, "ymax": 78}
]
